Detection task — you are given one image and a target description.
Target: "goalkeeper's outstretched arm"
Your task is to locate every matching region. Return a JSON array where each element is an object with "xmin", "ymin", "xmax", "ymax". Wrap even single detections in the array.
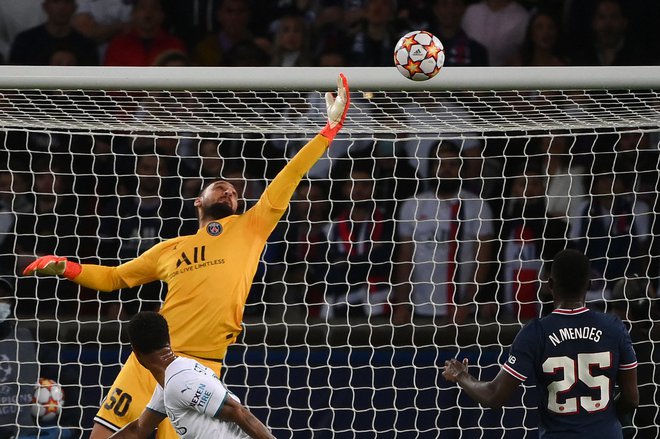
[
  {"xmin": 262, "ymin": 72, "xmax": 350, "ymax": 211},
  {"xmin": 23, "ymin": 256, "xmax": 130, "ymax": 292}
]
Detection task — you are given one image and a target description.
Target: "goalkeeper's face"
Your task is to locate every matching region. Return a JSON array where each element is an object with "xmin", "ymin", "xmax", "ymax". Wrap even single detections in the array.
[{"xmin": 195, "ymin": 180, "xmax": 239, "ymax": 220}]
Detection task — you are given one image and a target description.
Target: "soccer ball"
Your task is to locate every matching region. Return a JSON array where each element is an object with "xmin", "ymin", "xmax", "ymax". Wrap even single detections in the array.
[
  {"xmin": 393, "ymin": 31, "xmax": 445, "ymax": 81},
  {"xmin": 31, "ymin": 378, "xmax": 64, "ymax": 423}
]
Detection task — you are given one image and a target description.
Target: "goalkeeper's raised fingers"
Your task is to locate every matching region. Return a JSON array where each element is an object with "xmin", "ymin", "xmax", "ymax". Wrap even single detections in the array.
[{"xmin": 320, "ymin": 72, "xmax": 350, "ymax": 141}]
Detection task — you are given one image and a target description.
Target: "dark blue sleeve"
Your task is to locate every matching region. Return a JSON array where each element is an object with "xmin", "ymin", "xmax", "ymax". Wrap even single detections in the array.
[
  {"xmin": 502, "ymin": 320, "xmax": 541, "ymax": 382},
  {"xmin": 617, "ymin": 318, "xmax": 637, "ymax": 370}
]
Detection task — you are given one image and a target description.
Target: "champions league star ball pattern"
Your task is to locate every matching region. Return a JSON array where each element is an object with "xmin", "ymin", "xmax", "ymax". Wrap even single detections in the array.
[
  {"xmin": 31, "ymin": 378, "xmax": 64, "ymax": 422},
  {"xmin": 394, "ymin": 31, "xmax": 445, "ymax": 81}
]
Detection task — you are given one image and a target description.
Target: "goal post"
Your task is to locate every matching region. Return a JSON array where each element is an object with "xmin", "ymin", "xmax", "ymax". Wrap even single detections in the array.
[{"xmin": 0, "ymin": 66, "xmax": 659, "ymax": 438}]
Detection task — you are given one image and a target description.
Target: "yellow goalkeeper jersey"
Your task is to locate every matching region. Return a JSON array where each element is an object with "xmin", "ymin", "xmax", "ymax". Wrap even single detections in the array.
[{"xmin": 77, "ymin": 135, "xmax": 329, "ymax": 360}]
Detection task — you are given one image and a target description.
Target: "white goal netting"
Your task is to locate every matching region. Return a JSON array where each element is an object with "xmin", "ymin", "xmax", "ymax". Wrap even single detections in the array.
[{"xmin": 0, "ymin": 66, "xmax": 658, "ymax": 438}]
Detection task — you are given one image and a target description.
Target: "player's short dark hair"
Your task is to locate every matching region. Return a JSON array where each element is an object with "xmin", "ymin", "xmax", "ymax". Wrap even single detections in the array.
[
  {"xmin": 127, "ymin": 311, "xmax": 170, "ymax": 354},
  {"xmin": 550, "ymin": 249, "xmax": 590, "ymax": 298}
]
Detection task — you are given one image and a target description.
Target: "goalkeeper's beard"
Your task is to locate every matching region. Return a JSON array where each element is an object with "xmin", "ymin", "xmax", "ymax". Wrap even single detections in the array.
[{"xmin": 203, "ymin": 201, "xmax": 235, "ymax": 220}]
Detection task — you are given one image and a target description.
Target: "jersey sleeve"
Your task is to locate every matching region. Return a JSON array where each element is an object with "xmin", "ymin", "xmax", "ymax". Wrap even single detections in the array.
[
  {"xmin": 502, "ymin": 320, "xmax": 541, "ymax": 382},
  {"xmin": 146, "ymin": 385, "xmax": 166, "ymax": 415},
  {"xmin": 166, "ymin": 370, "xmax": 229, "ymax": 419},
  {"xmin": 617, "ymin": 319, "xmax": 638, "ymax": 370},
  {"xmin": 115, "ymin": 239, "xmax": 169, "ymax": 286}
]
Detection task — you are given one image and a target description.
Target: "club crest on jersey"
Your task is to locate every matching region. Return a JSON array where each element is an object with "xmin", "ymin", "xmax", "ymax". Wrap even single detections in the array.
[{"xmin": 206, "ymin": 222, "xmax": 223, "ymax": 236}]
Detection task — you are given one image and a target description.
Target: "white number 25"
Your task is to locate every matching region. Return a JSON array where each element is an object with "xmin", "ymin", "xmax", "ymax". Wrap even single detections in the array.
[{"xmin": 542, "ymin": 352, "xmax": 611, "ymax": 414}]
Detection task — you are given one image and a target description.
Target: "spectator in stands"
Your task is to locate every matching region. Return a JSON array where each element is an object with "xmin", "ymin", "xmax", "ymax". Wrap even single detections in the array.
[
  {"xmin": 312, "ymin": 4, "xmax": 350, "ymax": 65},
  {"xmin": 225, "ymin": 39, "xmax": 271, "ymax": 66},
  {"xmin": 346, "ymin": 0, "xmax": 400, "ymax": 67},
  {"xmin": 498, "ymin": 163, "xmax": 567, "ymax": 321},
  {"xmin": 12, "ymin": 162, "xmax": 88, "ymax": 317},
  {"xmin": 160, "ymin": 0, "xmax": 219, "ymax": 51},
  {"xmin": 429, "ymin": 0, "xmax": 489, "ymax": 66},
  {"xmin": 461, "ymin": 0, "xmax": 529, "ymax": 66},
  {"xmin": 153, "ymin": 49, "xmax": 189, "ymax": 66},
  {"xmin": 535, "ymin": 135, "xmax": 587, "ymax": 220},
  {"xmin": 0, "ymin": 167, "xmax": 31, "ymax": 228},
  {"xmin": 104, "ymin": 0, "xmax": 186, "ymax": 66},
  {"xmin": 97, "ymin": 152, "xmax": 182, "ymax": 318},
  {"xmin": 612, "ymin": 132, "xmax": 659, "ymax": 208},
  {"xmin": 72, "ymin": 0, "xmax": 132, "ymax": 58},
  {"xmin": 0, "ymin": 1, "xmax": 47, "ymax": 63},
  {"xmin": 398, "ymin": 0, "xmax": 432, "ymax": 30},
  {"xmin": 98, "ymin": 153, "xmax": 181, "ymax": 263},
  {"xmin": 324, "ymin": 159, "xmax": 394, "ymax": 319},
  {"xmin": 282, "ymin": 179, "xmax": 331, "ymax": 320},
  {"xmin": 570, "ymin": 169, "xmax": 653, "ymax": 308},
  {"xmin": 48, "ymin": 47, "xmax": 79, "ymax": 65},
  {"xmin": 14, "ymin": 162, "xmax": 85, "ymax": 266},
  {"xmin": 193, "ymin": 0, "xmax": 267, "ymax": 66},
  {"xmin": 460, "ymin": 140, "xmax": 502, "ymax": 201},
  {"xmin": 371, "ymin": 140, "xmax": 420, "ymax": 217},
  {"xmin": 9, "ymin": 0, "xmax": 98, "ymax": 66},
  {"xmin": 182, "ymin": 138, "xmax": 224, "ymax": 179},
  {"xmin": 571, "ymin": 0, "xmax": 649, "ymax": 66},
  {"xmin": 316, "ymin": 49, "xmax": 347, "ymax": 67},
  {"xmin": 0, "ymin": 168, "xmax": 31, "ymax": 277},
  {"xmin": 507, "ymin": 9, "xmax": 566, "ymax": 66},
  {"xmin": 270, "ymin": 13, "xmax": 314, "ymax": 67},
  {"xmin": 394, "ymin": 140, "xmax": 495, "ymax": 325}
]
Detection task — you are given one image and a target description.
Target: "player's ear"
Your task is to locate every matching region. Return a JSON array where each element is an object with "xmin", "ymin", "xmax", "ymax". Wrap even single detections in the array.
[{"xmin": 193, "ymin": 197, "xmax": 202, "ymax": 208}]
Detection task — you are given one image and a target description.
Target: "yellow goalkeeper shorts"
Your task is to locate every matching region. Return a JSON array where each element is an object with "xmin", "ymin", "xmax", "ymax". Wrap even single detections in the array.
[{"xmin": 94, "ymin": 352, "xmax": 223, "ymax": 438}]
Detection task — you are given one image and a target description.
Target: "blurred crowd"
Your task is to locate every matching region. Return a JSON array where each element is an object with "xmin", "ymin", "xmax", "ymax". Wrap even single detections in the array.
[
  {"xmin": 0, "ymin": 0, "xmax": 659, "ymax": 68},
  {"xmin": 0, "ymin": 0, "xmax": 659, "ymax": 325},
  {"xmin": 1, "ymin": 128, "xmax": 659, "ymax": 327}
]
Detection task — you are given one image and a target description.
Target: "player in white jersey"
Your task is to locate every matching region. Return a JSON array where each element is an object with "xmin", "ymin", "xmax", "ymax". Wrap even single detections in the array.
[{"xmin": 109, "ymin": 312, "xmax": 275, "ymax": 439}]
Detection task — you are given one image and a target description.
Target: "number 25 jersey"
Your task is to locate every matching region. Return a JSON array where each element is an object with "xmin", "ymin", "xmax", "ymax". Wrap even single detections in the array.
[{"xmin": 502, "ymin": 307, "xmax": 637, "ymax": 439}]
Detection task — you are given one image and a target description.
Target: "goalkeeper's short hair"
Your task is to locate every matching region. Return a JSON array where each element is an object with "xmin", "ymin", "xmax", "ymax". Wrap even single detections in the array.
[{"xmin": 127, "ymin": 311, "xmax": 170, "ymax": 354}]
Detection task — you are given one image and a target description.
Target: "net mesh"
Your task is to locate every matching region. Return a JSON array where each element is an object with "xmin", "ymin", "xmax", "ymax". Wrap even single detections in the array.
[{"xmin": 0, "ymin": 85, "xmax": 658, "ymax": 438}]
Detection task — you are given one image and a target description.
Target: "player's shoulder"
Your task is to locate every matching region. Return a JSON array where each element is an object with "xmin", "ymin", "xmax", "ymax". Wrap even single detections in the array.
[
  {"xmin": 513, "ymin": 318, "xmax": 544, "ymax": 342},
  {"xmin": 164, "ymin": 358, "xmax": 202, "ymax": 393},
  {"xmin": 589, "ymin": 309, "xmax": 627, "ymax": 330},
  {"xmin": 147, "ymin": 235, "xmax": 187, "ymax": 252}
]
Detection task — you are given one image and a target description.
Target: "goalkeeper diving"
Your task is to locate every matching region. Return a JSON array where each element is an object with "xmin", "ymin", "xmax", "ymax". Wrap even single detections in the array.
[{"xmin": 24, "ymin": 73, "xmax": 351, "ymax": 439}]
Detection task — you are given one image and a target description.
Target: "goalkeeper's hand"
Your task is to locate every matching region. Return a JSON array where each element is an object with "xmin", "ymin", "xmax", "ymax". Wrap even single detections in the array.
[
  {"xmin": 319, "ymin": 72, "xmax": 350, "ymax": 142},
  {"xmin": 23, "ymin": 255, "xmax": 82, "ymax": 280}
]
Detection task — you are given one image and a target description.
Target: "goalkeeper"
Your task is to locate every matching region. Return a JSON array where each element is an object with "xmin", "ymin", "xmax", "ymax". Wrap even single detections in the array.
[{"xmin": 23, "ymin": 73, "xmax": 350, "ymax": 439}]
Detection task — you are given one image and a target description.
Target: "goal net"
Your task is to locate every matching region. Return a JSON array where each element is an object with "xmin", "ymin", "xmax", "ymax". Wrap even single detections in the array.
[{"xmin": 0, "ymin": 66, "xmax": 658, "ymax": 438}]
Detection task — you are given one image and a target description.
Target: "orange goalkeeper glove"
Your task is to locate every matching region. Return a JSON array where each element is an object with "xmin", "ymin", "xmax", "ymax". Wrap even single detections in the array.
[
  {"xmin": 23, "ymin": 255, "xmax": 82, "ymax": 280},
  {"xmin": 319, "ymin": 72, "xmax": 350, "ymax": 142}
]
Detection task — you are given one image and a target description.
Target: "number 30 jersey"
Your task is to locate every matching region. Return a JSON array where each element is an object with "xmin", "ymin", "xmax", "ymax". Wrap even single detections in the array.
[{"xmin": 502, "ymin": 307, "xmax": 637, "ymax": 438}]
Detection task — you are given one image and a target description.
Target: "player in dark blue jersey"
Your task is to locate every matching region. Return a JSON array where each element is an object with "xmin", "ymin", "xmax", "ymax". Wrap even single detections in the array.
[{"xmin": 443, "ymin": 249, "xmax": 639, "ymax": 438}]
